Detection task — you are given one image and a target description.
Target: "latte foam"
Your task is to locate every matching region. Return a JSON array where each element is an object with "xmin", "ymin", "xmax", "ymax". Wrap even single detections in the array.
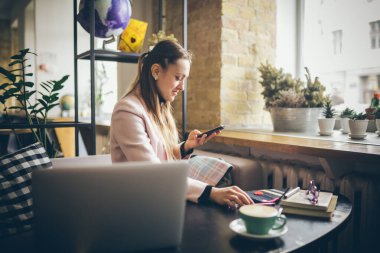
[{"xmin": 240, "ymin": 205, "xmax": 278, "ymax": 218}]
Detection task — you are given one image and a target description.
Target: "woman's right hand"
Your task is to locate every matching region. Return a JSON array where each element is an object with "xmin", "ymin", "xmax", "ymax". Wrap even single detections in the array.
[
  {"xmin": 209, "ymin": 186, "xmax": 253, "ymax": 208},
  {"xmin": 185, "ymin": 129, "xmax": 220, "ymax": 150}
]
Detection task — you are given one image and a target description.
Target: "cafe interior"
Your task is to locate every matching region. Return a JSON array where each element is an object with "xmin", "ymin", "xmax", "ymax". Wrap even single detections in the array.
[{"xmin": 1, "ymin": 0, "xmax": 379, "ymax": 252}]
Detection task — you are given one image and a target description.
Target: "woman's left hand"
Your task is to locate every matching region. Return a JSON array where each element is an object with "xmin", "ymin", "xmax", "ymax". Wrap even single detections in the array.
[{"xmin": 184, "ymin": 129, "xmax": 221, "ymax": 150}]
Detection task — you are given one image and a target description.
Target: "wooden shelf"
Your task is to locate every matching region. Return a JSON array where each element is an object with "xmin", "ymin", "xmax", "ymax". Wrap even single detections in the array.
[
  {"xmin": 0, "ymin": 122, "xmax": 92, "ymax": 129},
  {"xmin": 76, "ymin": 49, "xmax": 140, "ymax": 63}
]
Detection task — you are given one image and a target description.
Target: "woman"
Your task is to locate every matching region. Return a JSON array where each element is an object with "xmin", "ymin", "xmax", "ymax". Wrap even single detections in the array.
[{"xmin": 110, "ymin": 40, "xmax": 253, "ymax": 208}]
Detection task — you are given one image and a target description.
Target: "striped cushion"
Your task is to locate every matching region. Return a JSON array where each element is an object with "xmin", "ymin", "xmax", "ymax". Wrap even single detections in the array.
[{"xmin": 0, "ymin": 142, "xmax": 52, "ymax": 237}]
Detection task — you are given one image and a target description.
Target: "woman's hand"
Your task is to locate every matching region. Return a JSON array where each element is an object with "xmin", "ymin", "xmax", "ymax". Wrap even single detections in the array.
[
  {"xmin": 209, "ymin": 186, "xmax": 254, "ymax": 208},
  {"xmin": 184, "ymin": 129, "xmax": 221, "ymax": 150}
]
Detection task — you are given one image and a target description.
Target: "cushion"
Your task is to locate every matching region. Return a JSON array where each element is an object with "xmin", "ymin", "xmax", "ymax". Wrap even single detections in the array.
[
  {"xmin": 188, "ymin": 155, "xmax": 232, "ymax": 187},
  {"xmin": 194, "ymin": 149, "xmax": 264, "ymax": 190},
  {"xmin": 0, "ymin": 142, "xmax": 52, "ymax": 237}
]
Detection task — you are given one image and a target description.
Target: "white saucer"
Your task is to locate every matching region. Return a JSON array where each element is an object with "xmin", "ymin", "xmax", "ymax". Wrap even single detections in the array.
[
  {"xmin": 349, "ymin": 133, "xmax": 367, "ymax": 140},
  {"xmin": 340, "ymin": 129, "xmax": 349, "ymax": 134},
  {"xmin": 319, "ymin": 131, "xmax": 333, "ymax": 136},
  {"xmin": 229, "ymin": 218, "xmax": 288, "ymax": 240}
]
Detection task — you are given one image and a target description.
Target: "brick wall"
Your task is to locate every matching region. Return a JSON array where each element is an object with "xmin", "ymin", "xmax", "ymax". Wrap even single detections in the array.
[
  {"xmin": 165, "ymin": 0, "xmax": 276, "ymax": 131},
  {"xmin": 187, "ymin": 0, "xmax": 222, "ymax": 130},
  {"xmin": 221, "ymin": 0, "xmax": 276, "ymax": 128},
  {"xmin": 0, "ymin": 19, "xmax": 11, "ymax": 69}
]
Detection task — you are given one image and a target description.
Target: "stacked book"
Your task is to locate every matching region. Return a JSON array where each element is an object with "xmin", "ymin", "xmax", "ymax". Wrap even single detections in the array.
[{"xmin": 280, "ymin": 190, "xmax": 338, "ymax": 220}]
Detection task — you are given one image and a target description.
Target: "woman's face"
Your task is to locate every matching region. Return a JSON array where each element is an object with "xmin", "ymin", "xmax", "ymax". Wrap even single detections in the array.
[{"xmin": 155, "ymin": 59, "xmax": 190, "ymax": 102}]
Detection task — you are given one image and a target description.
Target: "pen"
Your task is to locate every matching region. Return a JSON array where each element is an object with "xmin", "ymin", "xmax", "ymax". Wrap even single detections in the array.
[
  {"xmin": 263, "ymin": 187, "xmax": 290, "ymax": 205},
  {"xmin": 284, "ymin": 187, "xmax": 300, "ymax": 199}
]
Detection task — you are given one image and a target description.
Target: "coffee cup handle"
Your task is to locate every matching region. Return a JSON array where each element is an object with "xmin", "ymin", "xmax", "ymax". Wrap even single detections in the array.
[{"xmin": 272, "ymin": 214, "xmax": 287, "ymax": 230}]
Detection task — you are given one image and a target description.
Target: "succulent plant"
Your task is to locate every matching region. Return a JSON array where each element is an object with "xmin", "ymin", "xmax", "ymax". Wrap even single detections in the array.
[
  {"xmin": 322, "ymin": 96, "xmax": 336, "ymax": 118},
  {"xmin": 352, "ymin": 112, "xmax": 368, "ymax": 120},
  {"xmin": 340, "ymin": 107, "xmax": 355, "ymax": 118}
]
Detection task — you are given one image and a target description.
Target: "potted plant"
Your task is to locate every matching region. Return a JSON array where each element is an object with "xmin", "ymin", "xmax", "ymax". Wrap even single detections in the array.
[
  {"xmin": 259, "ymin": 63, "xmax": 325, "ymax": 133},
  {"xmin": 318, "ymin": 96, "xmax": 336, "ymax": 136},
  {"xmin": 375, "ymin": 109, "xmax": 380, "ymax": 136},
  {"xmin": 0, "ymin": 49, "xmax": 68, "ymax": 157},
  {"xmin": 348, "ymin": 112, "xmax": 368, "ymax": 139},
  {"xmin": 339, "ymin": 107, "xmax": 355, "ymax": 134},
  {"xmin": 365, "ymin": 92, "xmax": 380, "ymax": 132}
]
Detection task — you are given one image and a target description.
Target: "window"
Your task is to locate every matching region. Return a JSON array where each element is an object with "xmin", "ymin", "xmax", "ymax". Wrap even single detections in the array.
[
  {"xmin": 277, "ymin": 0, "xmax": 380, "ymax": 113},
  {"xmin": 332, "ymin": 30, "xmax": 343, "ymax": 54},
  {"xmin": 369, "ymin": 21, "xmax": 377, "ymax": 49},
  {"xmin": 369, "ymin": 20, "xmax": 380, "ymax": 49}
]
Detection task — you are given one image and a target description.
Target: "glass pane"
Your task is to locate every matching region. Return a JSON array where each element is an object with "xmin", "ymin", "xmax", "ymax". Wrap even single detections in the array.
[{"xmin": 303, "ymin": 0, "xmax": 380, "ymax": 113}]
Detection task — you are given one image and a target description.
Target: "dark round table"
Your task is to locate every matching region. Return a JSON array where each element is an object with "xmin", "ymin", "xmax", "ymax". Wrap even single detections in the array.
[
  {"xmin": 1, "ymin": 196, "xmax": 351, "ymax": 253},
  {"xmin": 161, "ymin": 195, "xmax": 352, "ymax": 253}
]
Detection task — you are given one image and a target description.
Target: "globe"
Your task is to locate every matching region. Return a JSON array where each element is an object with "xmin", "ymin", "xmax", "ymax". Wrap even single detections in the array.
[
  {"xmin": 77, "ymin": 0, "xmax": 132, "ymax": 38},
  {"xmin": 60, "ymin": 95, "xmax": 75, "ymax": 112}
]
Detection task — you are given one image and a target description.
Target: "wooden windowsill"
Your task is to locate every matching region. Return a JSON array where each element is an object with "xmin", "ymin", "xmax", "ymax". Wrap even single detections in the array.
[{"xmin": 210, "ymin": 129, "xmax": 380, "ymax": 162}]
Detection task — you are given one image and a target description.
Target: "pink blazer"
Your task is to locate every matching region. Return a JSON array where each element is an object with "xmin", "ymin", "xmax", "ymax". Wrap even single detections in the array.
[{"xmin": 110, "ymin": 93, "xmax": 207, "ymax": 202}]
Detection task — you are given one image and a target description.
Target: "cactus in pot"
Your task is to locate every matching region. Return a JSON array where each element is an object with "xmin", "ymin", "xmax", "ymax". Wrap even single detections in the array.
[
  {"xmin": 318, "ymin": 96, "xmax": 336, "ymax": 136},
  {"xmin": 348, "ymin": 112, "xmax": 368, "ymax": 139},
  {"xmin": 339, "ymin": 107, "xmax": 355, "ymax": 134}
]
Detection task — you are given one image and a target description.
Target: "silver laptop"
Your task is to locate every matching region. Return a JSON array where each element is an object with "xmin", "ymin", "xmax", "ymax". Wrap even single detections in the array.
[{"xmin": 32, "ymin": 160, "xmax": 189, "ymax": 253}]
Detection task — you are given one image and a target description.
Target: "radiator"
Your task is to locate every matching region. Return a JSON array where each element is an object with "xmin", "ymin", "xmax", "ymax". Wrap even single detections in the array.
[{"xmin": 257, "ymin": 158, "xmax": 380, "ymax": 253}]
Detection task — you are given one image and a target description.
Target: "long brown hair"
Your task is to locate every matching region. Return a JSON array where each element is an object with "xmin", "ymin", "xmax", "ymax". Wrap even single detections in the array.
[{"xmin": 126, "ymin": 40, "xmax": 192, "ymax": 160}]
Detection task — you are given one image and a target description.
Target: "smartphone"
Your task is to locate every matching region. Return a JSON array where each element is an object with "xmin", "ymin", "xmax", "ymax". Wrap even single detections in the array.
[{"xmin": 197, "ymin": 125, "xmax": 225, "ymax": 138}]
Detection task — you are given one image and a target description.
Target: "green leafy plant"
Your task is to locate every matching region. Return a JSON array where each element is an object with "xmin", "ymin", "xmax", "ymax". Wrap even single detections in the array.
[
  {"xmin": 303, "ymin": 67, "xmax": 326, "ymax": 107},
  {"xmin": 321, "ymin": 96, "xmax": 336, "ymax": 118},
  {"xmin": 271, "ymin": 89, "xmax": 306, "ymax": 108},
  {"xmin": 352, "ymin": 112, "xmax": 367, "ymax": 120},
  {"xmin": 0, "ymin": 48, "xmax": 69, "ymax": 157},
  {"xmin": 258, "ymin": 62, "xmax": 303, "ymax": 108},
  {"xmin": 258, "ymin": 63, "xmax": 326, "ymax": 108},
  {"xmin": 340, "ymin": 107, "xmax": 355, "ymax": 119}
]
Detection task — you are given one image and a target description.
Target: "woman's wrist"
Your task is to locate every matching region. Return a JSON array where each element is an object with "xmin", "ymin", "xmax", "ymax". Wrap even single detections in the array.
[
  {"xmin": 198, "ymin": 185, "xmax": 213, "ymax": 204},
  {"xmin": 184, "ymin": 140, "xmax": 192, "ymax": 152},
  {"xmin": 180, "ymin": 141, "xmax": 193, "ymax": 158}
]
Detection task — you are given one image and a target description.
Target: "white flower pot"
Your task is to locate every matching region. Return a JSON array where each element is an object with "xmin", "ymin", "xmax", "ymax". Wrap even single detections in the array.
[
  {"xmin": 340, "ymin": 117, "xmax": 350, "ymax": 134},
  {"xmin": 318, "ymin": 118, "xmax": 335, "ymax": 135},
  {"xmin": 348, "ymin": 119, "xmax": 369, "ymax": 136}
]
